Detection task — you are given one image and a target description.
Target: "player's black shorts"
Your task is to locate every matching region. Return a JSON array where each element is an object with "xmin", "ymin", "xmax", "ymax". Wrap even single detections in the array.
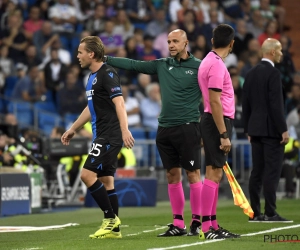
[
  {"xmin": 200, "ymin": 112, "xmax": 233, "ymax": 168},
  {"xmin": 156, "ymin": 122, "xmax": 201, "ymax": 171},
  {"xmin": 83, "ymin": 137, "xmax": 122, "ymax": 177}
]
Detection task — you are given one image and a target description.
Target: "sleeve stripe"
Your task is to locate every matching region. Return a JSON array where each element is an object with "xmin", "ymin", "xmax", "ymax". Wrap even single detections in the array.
[{"xmin": 110, "ymin": 93, "xmax": 122, "ymax": 98}]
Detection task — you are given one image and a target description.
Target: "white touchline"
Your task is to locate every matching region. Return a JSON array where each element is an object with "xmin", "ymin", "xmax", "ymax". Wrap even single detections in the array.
[
  {"xmin": 147, "ymin": 224, "xmax": 300, "ymax": 250},
  {"xmin": 125, "ymin": 226, "xmax": 167, "ymax": 237},
  {"xmin": 242, "ymin": 224, "xmax": 300, "ymax": 237},
  {"xmin": 11, "ymin": 248, "xmax": 43, "ymax": 250},
  {"xmin": 148, "ymin": 239, "xmax": 225, "ymax": 250},
  {"xmin": 0, "ymin": 223, "xmax": 79, "ymax": 233}
]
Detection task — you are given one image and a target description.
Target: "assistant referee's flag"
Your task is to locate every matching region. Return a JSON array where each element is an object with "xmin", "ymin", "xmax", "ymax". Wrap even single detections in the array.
[{"xmin": 223, "ymin": 162, "xmax": 254, "ymax": 219}]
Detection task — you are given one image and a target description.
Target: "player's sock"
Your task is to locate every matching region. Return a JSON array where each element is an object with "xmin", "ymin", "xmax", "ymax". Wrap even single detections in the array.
[
  {"xmin": 168, "ymin": 182, "xmax": 185, "ymax": 229},
  {"xmin": 201, "ymin": 179, "xmax": 218, "ymax": 232},
  {"xmin": 89, "ymin": 180, "xmax": 115, "ymax": 218},
  {"xmin": 211, "ymin": 184, "xmax": 219, "ymax": 230},
  {"xmin": 107, "ymin": 189, "xmax": 120, "ymax": 232},
  {"xmin": 107, "ymin": 189, "xmax": 118, "ymax": 216},
  {"xmin": 190, "ymin": 181, "xmax": 202, "ymax": 224}
]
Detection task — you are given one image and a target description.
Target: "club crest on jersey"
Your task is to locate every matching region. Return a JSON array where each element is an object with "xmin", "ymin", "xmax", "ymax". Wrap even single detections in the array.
[
  {"xmin": 185, "ymin": 70, "xmax": 194, "ymax": 75},
  {"xmin": 92, "ymin": 77, "xmax": 97, "ymax": 85},
  {"xmin": 108, "ymin": 72, "xmax": 114, "ymax": 78}
]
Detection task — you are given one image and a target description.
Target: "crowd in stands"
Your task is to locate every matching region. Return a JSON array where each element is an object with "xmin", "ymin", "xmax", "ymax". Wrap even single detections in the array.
[{"xmin": 0, "ymin": 0, "xmax": 298, "ymax": 139}]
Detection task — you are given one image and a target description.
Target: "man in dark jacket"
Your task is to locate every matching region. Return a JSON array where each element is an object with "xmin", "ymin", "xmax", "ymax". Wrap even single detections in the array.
[{"xmin": 242, "ymin": 38, "xmax": 292, "ymax": 223}]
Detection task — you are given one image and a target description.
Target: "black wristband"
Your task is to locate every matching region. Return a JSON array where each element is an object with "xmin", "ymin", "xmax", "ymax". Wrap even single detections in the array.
[{"xmin": 220, "ymin": 132, "xmax": 229, "ymax": 139}]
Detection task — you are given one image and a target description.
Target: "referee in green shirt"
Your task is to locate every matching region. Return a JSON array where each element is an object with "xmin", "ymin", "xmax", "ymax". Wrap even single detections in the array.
[{"xmin": 105, "ymin": 29, "xmax": 202, "ymax": 237}]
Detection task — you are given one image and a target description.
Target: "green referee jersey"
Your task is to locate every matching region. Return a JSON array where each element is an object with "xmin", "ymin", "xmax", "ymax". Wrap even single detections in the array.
[{"xmin": 107, "ymin": 53, "xmax": 201, "ymax": 128}]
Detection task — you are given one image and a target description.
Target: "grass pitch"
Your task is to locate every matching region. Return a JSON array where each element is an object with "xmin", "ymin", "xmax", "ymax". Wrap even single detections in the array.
[{"xmin": 0, "ymin": 199, "xmax": 299, "ymax": 250}]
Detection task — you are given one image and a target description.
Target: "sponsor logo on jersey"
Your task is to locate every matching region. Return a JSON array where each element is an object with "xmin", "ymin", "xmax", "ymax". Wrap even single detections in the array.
[
  {"xmin": 108, "ymin": 72, "xmax": 114, "ymax": 78},
  {"xmin": 92, "ymin": 77, "xmax": 97, "ymax": 85},
  {"xmin": 86, "ymin": 90, "xmax": 94, "ymax": 96},
  {"xmin": 169, "ymin": 66, "xmax": 173, "ymax": 70},
  {"xmin": 86, "ymin": 89, "xmax": 94, "ymax": 100},
  {"xmin": 111, "ymin": 87, "xmax": 121, "ymax": 92},
  {"xmin": 189, "ymin": 160, "xmax": 194, "ymax": 166}
]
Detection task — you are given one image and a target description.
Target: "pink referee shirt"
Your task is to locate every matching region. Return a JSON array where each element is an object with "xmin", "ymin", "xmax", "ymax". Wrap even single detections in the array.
[{"xmin": 198, "ymin": 51, "xmax": 235, "ymax": 119}]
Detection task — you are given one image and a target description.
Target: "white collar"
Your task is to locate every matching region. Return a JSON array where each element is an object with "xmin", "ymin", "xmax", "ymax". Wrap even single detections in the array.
[{"xmin": 261, "ymin": 58, "xmax": 274, "ymax": 67}]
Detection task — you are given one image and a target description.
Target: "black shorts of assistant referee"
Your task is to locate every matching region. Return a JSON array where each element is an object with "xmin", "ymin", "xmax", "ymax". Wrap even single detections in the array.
[
  {"xmin": 83, "ymin": 137, "xmax": 122, "ymax": 177},
  {"xmin": 156, "ymin": 122, "xmax": 201, "ymax": 170},
  {"xmin": 200, "ymin": 112, "xmax": 233, "ymax": 168}
]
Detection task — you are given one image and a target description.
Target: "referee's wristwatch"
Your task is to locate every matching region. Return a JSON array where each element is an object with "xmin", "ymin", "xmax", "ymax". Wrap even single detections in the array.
[{"xmin": 220, "ymin": 132, "xmax": 229, "ymax": 139}]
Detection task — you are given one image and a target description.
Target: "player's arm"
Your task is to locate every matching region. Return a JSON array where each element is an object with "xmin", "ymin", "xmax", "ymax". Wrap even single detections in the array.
[
  {"xmin": 69, "ymin": 106, "xmax": 91, "ymax": 132},
  {"xmin": 61, "ymin": 106, "xmax": 91, "ymax": 145},
  {"xmin": 268, "ymin": 71, "xmax": 288, "ymax": 135},
  {"xmin": 112, "ymin": 96, "xmax": 134, "ymax": 149},
  {"xmin": 103, "ymin": 68, "xmax": 135, "ymax": 148},
  {"xmin": 106, "ymin": 56, "xmax": 158, "ymax": 75},
  {"xmin": 242, "ymin": 80, "xmax": 251, "ymax": 135},
  {"xmin": 209, "ymin": 89, "xmax": 227, "ymax": 134},
  {"xmin": 209, "ymin": 89, "xmax": 231, "ymax": 154}
]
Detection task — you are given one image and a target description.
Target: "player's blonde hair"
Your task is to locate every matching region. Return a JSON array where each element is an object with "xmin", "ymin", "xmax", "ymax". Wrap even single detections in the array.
[{"xmin": 80, "ymin": 36, "xmax": 105, "ymax": 62}]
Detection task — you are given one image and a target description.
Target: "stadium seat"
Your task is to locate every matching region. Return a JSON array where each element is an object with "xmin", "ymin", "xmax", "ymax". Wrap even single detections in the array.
[
  {"xmin": 38, "ymin": 111, "xmax": 63, "ymax": 136},
  {"xmin": 27, "ymin": 0, "xmax": 37, "ymax": 7},
  {"xmin": 76, "ymin": 23, "xmax": 84, "ymax": 33},
  {"xmin": 7, "ymin": 101, "xmax": 33, "ymax": 127},
  {"xmin": 129, "ymin": 127, "xmax": 146, "ymax": 139},
  {"xmin": 148, "ymin": 130, "xmax": 163, "ymax": 167},
  {"xmin": 133, "ymin": 23, "xmax": 146, "ymax": 30},
  {"xmin": 71, "ymin": 36, "xmax": 80, "ymax": 60},
  {"xmin": 34, "ymin": 101, "xmax": 57, "ymax": 113},
  {"xmin": 4, "ymin": 76, "xmax": 18, "ymax": 98},
  {"xmin": 44, "ymin": 90, "xmax": 55, "ymax": 103},
  {"xmin": 64, "ymin": 113, "xmax": 80, "ymax": 127},
  {"xmin": 129, "ymin": 128, "xmax": 150, "ymax": 167},
  {"xmin": 0, "ymin": 97, "xmax": 5, "ymax": 113},
  {"xmin": 60, "ymin": 36, "xmax": 70, "ymax": 51}
]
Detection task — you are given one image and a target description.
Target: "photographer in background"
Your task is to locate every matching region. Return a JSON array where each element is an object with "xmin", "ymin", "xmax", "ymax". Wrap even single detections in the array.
[
  {"xmin": 0, "ymin": 113, "xmax": 43, "ymax": 171},
  {"xmin": 0, "ymin": 120, "xmax": 23, "ymax": 168},
  {"xmin": 282, "ymin": 137, "xmax": 300, "ymax": 198},
  {"xmin": 0, "ymin": 130, "xmax": 14, "ymax": 167},
  {"xmin": 0, "ymin": 114, "xmax": 18, "ymax": 167},
  {"xmin": 50, "ymin": 126, "xmax": 88, "ymax": 187}
]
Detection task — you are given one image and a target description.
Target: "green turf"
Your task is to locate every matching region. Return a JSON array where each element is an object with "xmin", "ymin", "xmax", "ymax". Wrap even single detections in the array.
[{"xmin": 0, "ymin": 199, "xmax": 300, "ymax": 250}]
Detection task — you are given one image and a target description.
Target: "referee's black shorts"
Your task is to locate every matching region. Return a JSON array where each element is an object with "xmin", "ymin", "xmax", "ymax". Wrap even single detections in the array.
[
  {"xmin": 156, "ymin": 122, "xmax": 201, "ymax": 171},
  {"xmin": 200, "ymin": 112, "xmax": 233, "ymax": 168}
]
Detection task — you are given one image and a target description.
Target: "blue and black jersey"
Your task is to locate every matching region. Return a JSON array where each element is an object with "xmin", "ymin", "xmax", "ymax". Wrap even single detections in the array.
[{"xmin": 86, "ymin": 63, "xmax": 123, "ymax": 146}]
